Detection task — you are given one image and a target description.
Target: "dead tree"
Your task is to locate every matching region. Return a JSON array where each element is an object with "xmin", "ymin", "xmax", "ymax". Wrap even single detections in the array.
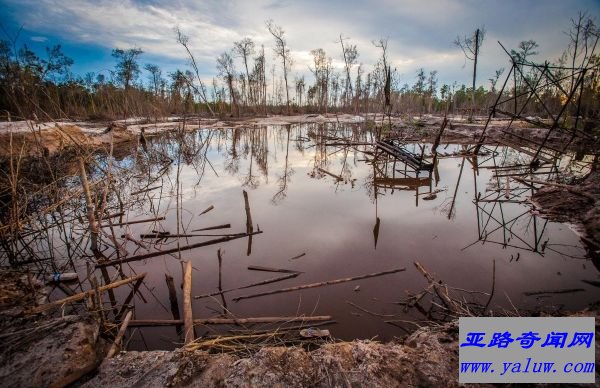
[
  {"xmin": 454, "ymin": 27, "xmax": 486, "ymax": 119},
  {"xmin": 217, "ymin": 51, "xmax": 240, "ymax": 117},
  {"xmin": 233, "ymin": 38, "xmax": 256, "ymax": 108},
  {"xmin": 266, "ymin": 20, "xmax": 292, "ymax": 115},
  {"xmin": 175, "ymin": 27, "xmax": 215, "ymax": 116}
]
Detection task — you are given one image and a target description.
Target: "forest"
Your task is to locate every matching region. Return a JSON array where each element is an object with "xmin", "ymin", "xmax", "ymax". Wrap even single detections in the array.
[{"xmin": 1, "ymin": 12, "xmax": 598, "ymax": 122}]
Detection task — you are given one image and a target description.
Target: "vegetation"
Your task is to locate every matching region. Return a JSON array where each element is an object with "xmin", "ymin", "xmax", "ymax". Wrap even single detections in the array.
[{"xmin": 0, "ymin": 12, "xmax": 599, "ymax": 121}]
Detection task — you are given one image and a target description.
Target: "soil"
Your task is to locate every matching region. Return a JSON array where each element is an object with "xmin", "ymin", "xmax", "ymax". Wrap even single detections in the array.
[
  {"xmin": 83, "ymin": 325, "xmax": 460, "ymax": 387},
  {"xmin": 531, "ymin": 170, "xmax": 600, "ymax": 258},
  {"xmin": 0, "ymin": 271, "xmax": 104, "ymax": 388}
]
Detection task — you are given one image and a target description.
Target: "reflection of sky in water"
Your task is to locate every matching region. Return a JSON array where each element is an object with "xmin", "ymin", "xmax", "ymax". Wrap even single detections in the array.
[{"xmin": 100, "ymin": 124, "xmax": 595, "ymax": 350}]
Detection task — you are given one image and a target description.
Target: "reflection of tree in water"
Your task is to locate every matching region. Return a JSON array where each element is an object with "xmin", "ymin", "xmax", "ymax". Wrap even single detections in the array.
[
  {"xmin": 241, "ymin": 128, "xmax": 261, "ymax": 189},
  {"xmin": 272, "ymin": 127, "xmax": 295, "ymax": 204},
  {"xmin": 224, "ymin": 128, "xmax": 241, "ymax": 175}
]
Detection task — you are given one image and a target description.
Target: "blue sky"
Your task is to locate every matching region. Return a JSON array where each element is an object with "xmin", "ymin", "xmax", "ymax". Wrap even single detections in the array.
[{"xmin": 1, "ymin": 0, "xmax": 598, "ymax": 90}]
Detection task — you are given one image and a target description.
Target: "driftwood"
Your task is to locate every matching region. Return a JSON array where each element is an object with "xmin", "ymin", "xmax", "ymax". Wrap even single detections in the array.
[
  {"xmin": 191, "ymin": 224, "xmax": 231, "ymax": 232},
  {"xmin": 228, "ymin": 320, "xmax": 336, "ymax": 335},
  {"xmin": 346, "ymin": 300, "xmax": 396, "ymax": 318},
  {"xmin": 243, "ymin": 190, "xmax": 253, "ymax": 256},
  {"xmin": 247, "ymin": 265, "xmax": 300, "ymax": 274},
  {"xmin": 232, "ymin": 268, "xmax": 406, "ymax": 302},
  {"xmin": 140, "ymin": 232, "xmax": 241, "ymax": 238},
  {"xmin": 106, "ymin": 310, "xmax": 133, "ymax": 358},
  {"xmin": 414, "ymin": 261, "xmax": 453, "ymax": 309},
  {"xmin": 79, "ymin": 158, "xmax": 99, "ymax": 253},
  {"xmin": 182, "ymin": 261, "xmax": 195, "ymax": 344},
  {"xmin": 317, "ymin": 167, "xmax": 343, "ymax": 181},
  {"xmin": 194, "ymin": 273, "xmax": 300, "ymax": 299},
  {"xmin": 165, "ymin": 274, "xmax": 182, "ymax": 334},
  {"xmin": 128, "ymin": 315, "xmax": 333, "ymax": 326},
  {"xmin": 28, "ymin": 273, "xmax": 147, "ymax": 314},
  {"xmin": 289, "ymin": 253, "xmax": 306, "ymax": 260},
  {"xmin": 199, "ymin": 205, "xmax": 215, "ymax": 216},
  {"xmin": 130, "ymin": 185, "xmax": 161, "ymax": 196},
  {"xmin": 104, "ymin": 216, "xmax": 166, "ymax": 227},
  {"xmin": 95, "ymin": 231, "xmax": 263, "ymax": 268},
  {"xmin": 523, "ymin": 288, "xmax": 585, "ymax": 296}
]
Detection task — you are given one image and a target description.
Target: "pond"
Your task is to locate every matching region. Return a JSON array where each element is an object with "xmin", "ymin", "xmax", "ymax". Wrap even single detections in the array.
[{"xmin": 17, "ymin": 123, "xmax": 598, "ymax": 350}]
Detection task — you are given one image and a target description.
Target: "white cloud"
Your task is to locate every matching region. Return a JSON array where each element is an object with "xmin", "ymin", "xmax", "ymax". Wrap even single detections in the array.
[
  {"xmin": 30, "ymin": 36, "xmax": 48, "ymax": 42},
  {"xmin": 5, "ymin": 0, "xmax": 599, "ymax": 87}
]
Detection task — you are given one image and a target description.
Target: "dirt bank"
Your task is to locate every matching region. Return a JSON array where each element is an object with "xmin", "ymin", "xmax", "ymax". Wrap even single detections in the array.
[
  {"xmin": 0, "ymin": 271, "xmax": 103, "ymax": 388},
  {"xmin": 531, "ymin": 170, "xmax": 600, "ymax": 257},
  {"xmin": 83, "ymin": 326, "xmax": 459, "ymax": 387}
]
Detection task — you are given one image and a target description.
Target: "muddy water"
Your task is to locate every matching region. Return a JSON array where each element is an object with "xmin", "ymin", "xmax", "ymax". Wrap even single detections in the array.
[{"xmin": 87, "ymin": 124, "xmax": 595, "ymax": 350}]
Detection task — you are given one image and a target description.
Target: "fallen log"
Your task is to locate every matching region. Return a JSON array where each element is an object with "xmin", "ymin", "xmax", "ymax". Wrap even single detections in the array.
[
  {"xmin": 127, "ymin": 315, "xmax": 333, "ymax": 326},
  {"xmin": 28, "ymin": 273, "xmax": 147, "ymax": 314},
  {"xmin": 232, "ymin": 268, "xmax": 406, "ymax": 302},
  {"xmin": 95, "ymin": 231, "xmax": 263, "ymax": 268}
]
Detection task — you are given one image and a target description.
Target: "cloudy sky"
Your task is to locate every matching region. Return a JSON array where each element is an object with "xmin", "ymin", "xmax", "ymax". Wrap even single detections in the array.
[{"xmin": 1, "ymin": 0, "xmax": 598, "ymax": 90}]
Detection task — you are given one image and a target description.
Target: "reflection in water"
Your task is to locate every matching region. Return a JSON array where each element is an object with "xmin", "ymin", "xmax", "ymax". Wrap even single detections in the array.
[{"xmin": 2, "ymin": 123, "xmax": 596, "ymax": 350}]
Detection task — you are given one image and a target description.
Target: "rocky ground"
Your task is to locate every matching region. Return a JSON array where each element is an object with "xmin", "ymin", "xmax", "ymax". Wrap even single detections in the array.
[{"xmin": 0, "ymin": 271, "xmax": 104, "ymax": 387}]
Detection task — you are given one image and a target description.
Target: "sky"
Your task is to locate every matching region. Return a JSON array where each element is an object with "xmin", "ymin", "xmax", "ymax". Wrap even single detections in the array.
[{"xmin": 1, "ymin": 0, "xmax": 599, "ymax": 91}]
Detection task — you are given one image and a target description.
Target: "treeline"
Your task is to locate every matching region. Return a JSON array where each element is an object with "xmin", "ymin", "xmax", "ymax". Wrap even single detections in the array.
[{"xmin": 0, "ymin": 13, "xmax": 598, "ymax": 121}]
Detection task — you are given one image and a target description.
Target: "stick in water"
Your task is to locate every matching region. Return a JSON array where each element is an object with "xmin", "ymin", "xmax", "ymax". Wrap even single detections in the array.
[{"xmin": 232, "ymin": 268, "xmax": 406, "ymax": 302}]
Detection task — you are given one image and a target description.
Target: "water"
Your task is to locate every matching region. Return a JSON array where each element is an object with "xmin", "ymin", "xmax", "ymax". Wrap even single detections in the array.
[{"xmin": 46, "ymin": 123, "xmax": 600, "ymax": 349}]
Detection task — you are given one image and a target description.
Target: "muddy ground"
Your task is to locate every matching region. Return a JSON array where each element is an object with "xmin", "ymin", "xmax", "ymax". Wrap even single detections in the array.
[{"xmin": 531, "ymin": 170, "xmax": 600, "ymax": 257}]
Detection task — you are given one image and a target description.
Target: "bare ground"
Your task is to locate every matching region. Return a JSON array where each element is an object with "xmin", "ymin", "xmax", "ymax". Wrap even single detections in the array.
[
  {"xmin": 531, "ymin": 170, "xmax": 600, "ymax": 258},
  {"xmin": 0, "ymin": 113, "xmax": 546, "ymax": 158}
]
